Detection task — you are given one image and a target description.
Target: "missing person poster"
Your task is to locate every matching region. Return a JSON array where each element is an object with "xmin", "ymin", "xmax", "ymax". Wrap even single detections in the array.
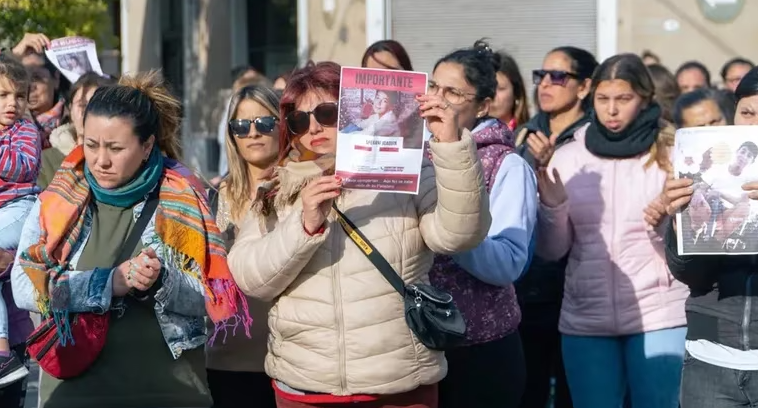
[
  {"xmin": 674, "ymin": 126, "xmax": 758, "ymax": 255},
  {"xmin": 44, "ymin": 37, "xmax": 104, "ymax": 83},
  {"xmin": 335, "ymin": 67, "xmax": 427, "ymax": 194}
]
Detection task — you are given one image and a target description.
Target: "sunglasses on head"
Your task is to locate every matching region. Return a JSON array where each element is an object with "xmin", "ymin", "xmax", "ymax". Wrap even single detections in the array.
[
  {"xmin": 532, "ymin": 69, "xmax": 579, "ymax": 86},
  {"xmin": 285, "ymin": 102, "xmax": 339, "ymax": 135},
  {"xmin": 228, "ymin": 116, "xmax": 278, "ymax": 137}
]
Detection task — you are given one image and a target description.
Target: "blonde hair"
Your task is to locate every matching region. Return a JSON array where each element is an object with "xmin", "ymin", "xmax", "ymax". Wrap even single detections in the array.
[
  {"xmin": 223, "ymin": 85, "xmax": 281, "ymax": 222},
  {"xmin": 645, "ymin": 121, "xmax": 675, "ymax": 172}
]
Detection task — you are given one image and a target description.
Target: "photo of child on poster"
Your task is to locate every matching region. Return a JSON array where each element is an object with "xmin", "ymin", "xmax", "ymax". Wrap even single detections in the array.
[
  {"xmin": 56, "ymin": 51, "xmax": 92, "ymax": 76},
  {"xmin": 339, "ymin": 86, "xmax": 424, "ymax": 148},
  {"xmin": 674, "ymin": 126, "xmax": 758, "ymax": 254},
  {"xmin": 335, "ymin": 67, "xmax": 427, "ymax": 193}
]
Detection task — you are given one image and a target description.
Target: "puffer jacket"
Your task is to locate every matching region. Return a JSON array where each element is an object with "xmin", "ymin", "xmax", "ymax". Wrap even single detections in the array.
[
  {"xmin": 228, "ymin": 131, "xmax": 490, "ymax": 396},
  {"xmin": 537, "ymin": 124, "xmax": 688, "ymax": 336}
]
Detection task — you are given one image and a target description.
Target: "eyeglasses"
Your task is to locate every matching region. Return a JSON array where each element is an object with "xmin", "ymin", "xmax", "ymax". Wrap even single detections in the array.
[
  {"xmin": 285, "ymin": 102, "xmax": 339, "ymax": 135},
  {"xmin": 427, "ymin": 80, "xmax": 477, "ymax": 105},
  {"xmin": 228, "ymin": 116, "xmax": 278, "ymax": 138},
  {"xmin": 532, "ymin": 69, "xmax": 579, "ymax": 86}
]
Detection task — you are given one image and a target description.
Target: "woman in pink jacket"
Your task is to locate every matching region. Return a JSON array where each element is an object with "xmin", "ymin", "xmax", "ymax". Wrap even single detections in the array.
[{"xmin": 536, "ymin": 53, "xmax": 689, "ymax": 408}]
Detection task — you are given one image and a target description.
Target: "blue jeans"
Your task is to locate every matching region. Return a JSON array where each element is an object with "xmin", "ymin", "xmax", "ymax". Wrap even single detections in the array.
[
  {"xmin": 562, "ymin": 327, "xmax": 686, "ymax": 408},
  {"xmin": 0, "ymin": 196, "xmax": 35, "ymax": 339}
]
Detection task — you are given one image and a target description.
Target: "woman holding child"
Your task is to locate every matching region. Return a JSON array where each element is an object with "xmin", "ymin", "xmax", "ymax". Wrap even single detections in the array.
[
  {"xmin": 0, "ymin": 52, "xmax": 39, "ymax": 389},
  {"xmin": 11, "ymin": 71, "xmax": 250, "ymax": 408}
]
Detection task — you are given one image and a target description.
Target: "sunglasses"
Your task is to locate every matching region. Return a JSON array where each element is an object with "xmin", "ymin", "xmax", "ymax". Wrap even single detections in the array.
[
  {"xmin": 285, "ymin": 102, "xmax": 339, "ymax": 135},
  {"xmin": 532, "ymin": 69, "xmax": 579, "ymax": 86},
  {"xmin": 228, "ymin": 116, "xmax": 278, "ymax": 137}
]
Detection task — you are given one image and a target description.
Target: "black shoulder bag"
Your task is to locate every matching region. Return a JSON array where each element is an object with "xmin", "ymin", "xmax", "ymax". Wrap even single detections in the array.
[{"xmin": 332, "ymin": 203, "xmax": 466, "ymax": 351}]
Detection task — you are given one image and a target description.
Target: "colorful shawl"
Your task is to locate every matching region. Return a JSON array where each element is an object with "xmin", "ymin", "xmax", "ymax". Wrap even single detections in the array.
[
  {"xmin": 34, "ymin": 100, "xmax": 65, "ymax": 150},
  {"xmin": 18, "ymin": 146, "xmax": 251, "ymax": 344}
]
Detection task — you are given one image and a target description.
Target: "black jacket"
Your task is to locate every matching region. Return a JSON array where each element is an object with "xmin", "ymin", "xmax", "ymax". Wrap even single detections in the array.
[
  {"xmin": 665, "ymin": 220, "xmax": 758, "ymax": 350},
  {"xmin": 514, "ymin": 112, "xmax": 591, "ymax": 319}
]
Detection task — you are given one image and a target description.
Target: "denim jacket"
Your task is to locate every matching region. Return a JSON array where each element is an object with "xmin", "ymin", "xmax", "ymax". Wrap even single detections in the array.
[{"xmin": 11, "ymin": 197, "xmax": 208, "ymax": 359}]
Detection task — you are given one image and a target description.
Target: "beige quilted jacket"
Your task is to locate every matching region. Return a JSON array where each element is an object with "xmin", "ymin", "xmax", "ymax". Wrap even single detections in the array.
[{"xmin": 228, "ymin": 130, "xmax": 491, "ymax": 396}]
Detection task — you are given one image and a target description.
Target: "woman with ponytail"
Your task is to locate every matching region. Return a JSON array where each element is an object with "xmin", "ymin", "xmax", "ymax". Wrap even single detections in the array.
[
  {"xmin": 536, "ymin": 54, "xmax": 687, "ymax": 408},
  {"xmin": 426, "ymin": 40, "xmax": 536, "ymax": 408},
  {"xmin": 11, "ymin": 70, "xmax": 250, "ymax": 408}
]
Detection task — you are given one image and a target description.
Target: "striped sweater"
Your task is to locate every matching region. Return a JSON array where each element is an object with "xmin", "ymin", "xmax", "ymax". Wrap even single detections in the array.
[{"xmin": 0, "ymin": 118, "xmax": 41, "ymax": 208}]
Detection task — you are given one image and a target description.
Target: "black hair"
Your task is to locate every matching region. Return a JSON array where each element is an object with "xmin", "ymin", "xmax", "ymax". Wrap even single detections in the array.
[
  {"xmin": 231, "ymin": 65, "xmax": 259, "ymax": 82},
  {"xmin": 434, "ymin": 39, "xmax": 498, "ymax": 102},
  {"xmin": 720, "ymin": 57, "xmax": 755, "ymax": 82},
  {"xmin": 739, "ymin": 141, "xmax": 758, "ymax": 159},
  {"xmin": 66, "ymin": 72, "xmax": 117, "ymax": 110},
  {"xmin": 361, "ymin": 40, "xmax": 413, "ymax": 71},
  {"xmin": 734, "ymin": 66, "xmax": 758, "ymax": 102},
  {"xmin": 547, "ymin": 46, "xmax": 598, "ymax": 111},
  {"xmin": 84, "ymin": 70, "xmax": 182, "ymax": 160},
  {"xmin": 675, "ymin": 61, "xmax": 712, "ymax": 87},
  {"xmin": 672, "ymin": 88, "xmax": 725, "ymax": 128},
  {"xmin": 715, "ymin": 89, "xmax": 737, "ymax": 125},
  {"xmin": 549, "ymin": 46, "xmax": 598, "ymax": 80},
  {"xmin": 26, "ymin": 52, "xmax": 68, "ymax": 102}
]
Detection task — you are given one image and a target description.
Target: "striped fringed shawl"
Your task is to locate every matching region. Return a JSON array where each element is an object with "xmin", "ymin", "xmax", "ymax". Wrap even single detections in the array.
[{"xmin": 18, "ymin": 146, "xmax": 251, "ymax": 345}]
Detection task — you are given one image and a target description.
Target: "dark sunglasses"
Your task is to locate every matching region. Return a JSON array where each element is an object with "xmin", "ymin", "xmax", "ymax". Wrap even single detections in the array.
[
  {"xmin": 285, "ymin": 102, "xmax": 339, "ymax": 135},
  {"xmin": 228, "ymin": 116, "xmax": 278, "ymax": 137},
  {"xmin": 532, "ymin": 69, "xmax": 579, "ymax": 86}
]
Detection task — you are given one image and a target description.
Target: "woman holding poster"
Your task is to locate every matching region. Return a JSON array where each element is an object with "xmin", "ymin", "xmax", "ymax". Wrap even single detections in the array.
[
  {"xmin": 227, "ymin": 61, "xmax": 490, "ymax": 408},
  {"xmin": 426, "ymin": 40, "xmax": 537, "ymax": 408},
  {"xmin": 664, "ymin": 66, "xmax": 758, "ymax": 408},
  {"xmin": 536, "ymin": 54, "xmax": 688, "ymax": 408}
]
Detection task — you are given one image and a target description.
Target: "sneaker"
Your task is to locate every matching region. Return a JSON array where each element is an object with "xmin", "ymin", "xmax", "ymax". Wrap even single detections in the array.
[{"xmin": 0, "ymin": 351, "xmax": 29, "ymax": 388}]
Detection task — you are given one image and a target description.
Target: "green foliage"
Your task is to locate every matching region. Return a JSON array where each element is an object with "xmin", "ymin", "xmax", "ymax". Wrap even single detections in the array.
[{"xmin": 0, "ymin": 0, "xmax": 113, "ymax": 48}]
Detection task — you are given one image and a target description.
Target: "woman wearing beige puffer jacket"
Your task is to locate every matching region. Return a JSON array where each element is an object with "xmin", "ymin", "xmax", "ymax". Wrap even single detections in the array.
[{"xmin": 228, "ymin": 61, "xmax": 491, "ymax": 408}]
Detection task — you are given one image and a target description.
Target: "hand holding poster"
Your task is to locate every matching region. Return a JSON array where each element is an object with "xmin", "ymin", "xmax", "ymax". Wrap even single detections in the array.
[
  {"xmin": 335, "ymin": 67, "xmax": 427, "ymax": 194},
  {"xmin": 44, "ymin": 37, "xmax": 104, "ymax": 83},
  {"xmin": 674, "ymin": 126, "xmax": 758, "ymax": 255}
]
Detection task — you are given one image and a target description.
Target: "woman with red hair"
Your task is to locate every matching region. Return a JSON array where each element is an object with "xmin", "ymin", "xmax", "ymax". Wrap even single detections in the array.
[{"xmin": 227, "ymin": 61, "xmax": 491, "ymax": 408}]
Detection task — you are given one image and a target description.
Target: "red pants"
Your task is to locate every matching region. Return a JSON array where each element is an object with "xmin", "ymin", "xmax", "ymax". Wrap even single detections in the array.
[{"xmin": 274, "ymin": 384, "xmax": 438, "ymax": 408}]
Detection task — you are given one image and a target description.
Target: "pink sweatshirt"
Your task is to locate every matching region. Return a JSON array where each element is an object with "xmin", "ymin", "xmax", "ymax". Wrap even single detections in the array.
[{"xmin": 537, "ymin": 124, "xmax": 688, "ymax": 336}]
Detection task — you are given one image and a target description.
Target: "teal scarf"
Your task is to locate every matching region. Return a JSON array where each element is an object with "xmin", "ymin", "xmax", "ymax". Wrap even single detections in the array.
[{"xmin": 84, "ymin": 147, "xmax": 164, "ymax": 208}]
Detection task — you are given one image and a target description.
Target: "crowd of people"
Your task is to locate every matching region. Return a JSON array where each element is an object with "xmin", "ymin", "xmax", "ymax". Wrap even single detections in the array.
[{"xmin": 0, "ymin": 30, "xmax": 755, "ymax": 408}]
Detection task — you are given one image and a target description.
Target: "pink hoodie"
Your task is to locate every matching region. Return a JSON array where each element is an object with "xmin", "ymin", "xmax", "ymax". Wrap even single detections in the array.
[{"xmin": 537, "ymin": 124, "xmax": 688, "ymax": 336}]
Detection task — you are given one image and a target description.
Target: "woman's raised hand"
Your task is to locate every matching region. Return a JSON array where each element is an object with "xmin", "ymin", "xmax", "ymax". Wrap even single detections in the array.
[
  {"xmin": 12, "ymin": 33, "xmax": 51, "ymax": 56},
  {"xmin": 113, "ymin": 248, "xmax": 163, "ymax": 297},
  {"xmin": 537, "ymin": 167, "xmax": 568, "ymax": 208},
  {"xmin": 527, "ymin": 131, "xmax": 557, "ymax": 167},
  {"xmin": 416, "ymin": 94, "xmax": 461, "ymax": 143},
  {"xmin": 662, "ymin": 176, "xmax": 694, "ymax": 215},
  {"xmin": 301, "ymin": 175, "xmax": 342, "ymax": 234}
]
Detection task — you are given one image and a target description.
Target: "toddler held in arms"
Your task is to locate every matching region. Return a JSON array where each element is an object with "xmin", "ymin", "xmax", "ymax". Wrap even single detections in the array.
[{"xmin": 0, "ymin": 52, "xmax": 41, "ymax": 388}]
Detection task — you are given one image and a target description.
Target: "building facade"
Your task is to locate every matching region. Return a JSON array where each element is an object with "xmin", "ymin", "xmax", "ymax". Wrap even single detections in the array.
[{"xmin": 118, "ymin": 0, "xmax": 757, "ymax": 175}]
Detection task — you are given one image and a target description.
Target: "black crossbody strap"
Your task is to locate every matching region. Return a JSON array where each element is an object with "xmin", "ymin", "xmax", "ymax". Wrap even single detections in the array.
[
  {"xmin": 115, "ymin": 185, "xmax": 162, "ymax": 302},
  {"xmin": 332, "ymin": 203, "xmax": 406, "ymax": 296},
  {"xmin": 115, "ymin": 185, "xmax": 161, "ymax": 267}
]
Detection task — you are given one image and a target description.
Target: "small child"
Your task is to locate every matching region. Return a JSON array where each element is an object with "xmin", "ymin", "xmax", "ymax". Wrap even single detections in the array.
[
  {"xmin": 345, "ymin": 90, "xmax": 401, "ymax": 136},
  {"xmin": 0, "ymin": 53, "xmax": 40, "ymax": 388}
]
